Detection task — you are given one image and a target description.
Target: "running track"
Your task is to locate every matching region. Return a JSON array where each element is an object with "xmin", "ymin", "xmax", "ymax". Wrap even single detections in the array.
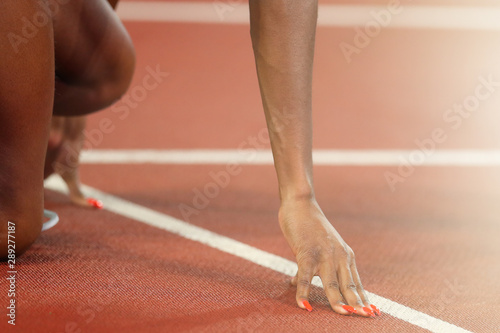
[{"xmin": 2, "ymin": 1, "xmax": 500, "ymax": 332}]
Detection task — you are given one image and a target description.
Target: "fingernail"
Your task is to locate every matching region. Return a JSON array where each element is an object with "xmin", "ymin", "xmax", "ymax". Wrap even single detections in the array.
[
  {"xmin": 87, "ymin": 198, "xmax": 104, "ymax": 209},
  {"xmin": 302, "ymin": 300, "xmax": 313, "ymax": 312},
  {"xmin": 370, "ymin": 304, "xmax": 381, "ymax": 316},
  {"xmin": 342, "ymin": 305, "xmax": 357, "ymax": 314},
  {"xmin": 363, "ymin": 307, "xmax": 375, "ymax": 317}
]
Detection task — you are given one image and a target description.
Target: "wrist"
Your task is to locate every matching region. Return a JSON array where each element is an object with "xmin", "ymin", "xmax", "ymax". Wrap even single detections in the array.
[{"xmin": 279, "ymin": 184, "xmax": 315, "ymax": 203}]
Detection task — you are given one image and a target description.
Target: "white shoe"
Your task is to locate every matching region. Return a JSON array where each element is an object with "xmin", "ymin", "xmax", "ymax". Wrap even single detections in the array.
[{"xmin": 42, "ymin": 209, "xmax": 59, "ymax": 231}]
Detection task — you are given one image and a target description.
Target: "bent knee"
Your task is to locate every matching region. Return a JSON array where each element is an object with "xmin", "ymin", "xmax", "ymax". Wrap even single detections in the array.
[
  {"xmin": 54, "ymin": 34, "xmax": 136, "ymax": 115},
  {"xmin": 97, "ymin": 41, "xmax": 136, "ymax": 107},
  {"xmin": 83, "ymin": 40, "xmax": 136, "ymax": 111}
]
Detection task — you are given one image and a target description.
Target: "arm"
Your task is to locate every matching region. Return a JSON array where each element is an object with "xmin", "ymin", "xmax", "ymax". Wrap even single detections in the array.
[
  {"xmin": 249, "ymin": 0, "xmax": 315, "ymax": 201},
  {"xmin": 249, "ymin": 0, "xmax": 378, "ymax": 317}
]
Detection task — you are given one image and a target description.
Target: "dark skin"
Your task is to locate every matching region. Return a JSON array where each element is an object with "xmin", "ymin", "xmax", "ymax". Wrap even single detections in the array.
[
  {"xmin": 0, "ymin": 0, "xmax": 55, "ymax": 261},
  {"xmin": 46, "ymin": 0, "xmax": 122, "ymax": 208},
  {"xmin": 0, "ymin": 0, "xmax": 378, "ymax": 316},
  {"xmin": 0, "ymin": 0, "xmax": 134, "ymax": 256},
  {"xmin": 250, "ymin": 1, "xmax": 376, "ymax": 317},
  {"xmin": 52, "ymin": 0, "xmax": 134, "ymax": 116}
]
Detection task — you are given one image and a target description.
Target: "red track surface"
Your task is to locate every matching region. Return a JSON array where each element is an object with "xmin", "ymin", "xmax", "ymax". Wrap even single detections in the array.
[{"xmin": 2, "ymin": 1, "xmax": 500, "ymax": 332}]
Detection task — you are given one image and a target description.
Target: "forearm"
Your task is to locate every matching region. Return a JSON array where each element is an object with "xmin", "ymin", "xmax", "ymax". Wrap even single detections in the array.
[{"xmin": 249, "ymin": 0, "xmax": 318, "ymax": 201}]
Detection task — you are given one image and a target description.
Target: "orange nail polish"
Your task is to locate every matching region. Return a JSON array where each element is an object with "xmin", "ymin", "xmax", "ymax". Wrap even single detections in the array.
[
  {"xmin": 342, "ymin": 305, "xmax": 357, "ymax": 314},
  {"xmin": 363, "ymin": 307, "xmax": 375, "ymax": 317},
  {"xmin": 302, "ymin": 300, "xmax": 313, "ymax": 312},
  {"xmin": 87, "ymin": 198, "xmax": 103, "ymax": 209},
  {"xmin": 370, "ymin": 304, "xmax": 381, "ymax": 316}
]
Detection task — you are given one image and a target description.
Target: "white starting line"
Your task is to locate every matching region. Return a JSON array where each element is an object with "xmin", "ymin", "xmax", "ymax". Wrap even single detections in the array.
[
  {"xmin": 45, "ymin": 175, "xmax": 472, "ymax": 333},
  {"xmin": 80, "ymin": 149, "xmax": 500, "ymax": 166},
  {"xmin": 116, "ymin": 2, "xmax": 500, "ymax": 30}
]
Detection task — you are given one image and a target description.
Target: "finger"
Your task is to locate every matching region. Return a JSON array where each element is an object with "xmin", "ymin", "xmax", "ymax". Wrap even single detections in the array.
[
  {"xmin": 351, "ymin": 262, "xmax": 381, "ymax": 316},
  {"xmin": 338, "ymin": 265, "xmax": 374, "ymax": 317},
  {"xmin": 295, "ymin": 264, "xmax": 315, "ymax": 312},
  {"xmin": 87, "ymin": 198, "xmax": 104, "ymax": 209},
  {"xmin": 319, "ymin": 266, "xmax": 357, "ymax": 316}
]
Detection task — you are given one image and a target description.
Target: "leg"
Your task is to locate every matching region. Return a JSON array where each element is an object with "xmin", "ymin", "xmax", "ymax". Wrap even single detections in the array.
[
  {"xmin": 52, "ymin": 0, "xmax": 135, "ymax": 116},
  {"xmin": 0, "ymin": 0, "xmax": 55, "ymax": 259},
  {"xmin": 45, "ymin": 0, "xmax": 132, "ymax": 207}
]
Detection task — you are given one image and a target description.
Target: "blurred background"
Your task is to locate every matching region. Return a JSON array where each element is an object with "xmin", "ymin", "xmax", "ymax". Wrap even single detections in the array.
[
  {"xmin": 86, "ymin": 0, "xmax": 500, "ymax": 151},
  {"xmin": 31, "ymin": 1, "xmax": 500, "ymax": 332}
]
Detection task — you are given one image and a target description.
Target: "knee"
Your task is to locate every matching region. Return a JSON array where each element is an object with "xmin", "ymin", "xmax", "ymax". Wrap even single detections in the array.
[
  {"xmin": 55, "ymin": 36, "xmax": 137, "ymax": 115},
  {"xmin": 95, "ymin": 38, "xmax": 136, "ymax": 109}
]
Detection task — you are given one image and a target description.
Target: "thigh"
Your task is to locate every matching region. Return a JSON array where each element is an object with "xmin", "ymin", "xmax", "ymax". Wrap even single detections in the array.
[{"xmin": 0, "ymin": 0, "xmax": 55, "ymax": 258}]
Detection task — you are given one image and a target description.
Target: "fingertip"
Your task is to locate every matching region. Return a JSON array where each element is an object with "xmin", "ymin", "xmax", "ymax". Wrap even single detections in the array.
[
  {"xmin": 302, "ymin": 300, "xmax": 313, "ymax": 312},
  {"xmin": 87, "ymin": 198, "xmax": 104, "ymax": 209},
  {"xmin": 370, "ymin": 304, "xmax": 381, "ymax": 316},
  {"xmin": 362, "ymin": 306, "xmax": 376, "ymax": 318},
  {"xmin": 341, "ymin": 304, "xmax": 357, "ymax": 315},
  {"xmin": 297, "ymin": 299, "xmax": 313, "ymax": 312}
]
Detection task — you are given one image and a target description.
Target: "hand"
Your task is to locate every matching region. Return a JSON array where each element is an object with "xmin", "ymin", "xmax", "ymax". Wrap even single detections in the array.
[
  {"xmin": 44, "ymin": 116, "xmax": 103, "ymax": 209},
  {"xmin": 279, "ymin": 197, "xmax": 380, "ymax": 317}
]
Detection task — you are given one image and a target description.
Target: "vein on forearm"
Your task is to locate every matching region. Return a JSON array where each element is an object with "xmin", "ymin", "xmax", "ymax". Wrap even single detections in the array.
[{"xmin": 249, "ymin": 0, "xmax": 318, "ymax": 199}]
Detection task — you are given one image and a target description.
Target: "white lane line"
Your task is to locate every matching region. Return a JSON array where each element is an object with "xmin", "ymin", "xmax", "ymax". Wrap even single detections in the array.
[
  {"xmin": 117, "ymin": 2, "xmax": 500, "ymax": 30},
  {"xmin": 80, "ymin": 149, "xmax": 500, "ymax": 166},
  {"xmin": 45, "ymin": 176, "xmax": 472, "ymax": 333}
]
